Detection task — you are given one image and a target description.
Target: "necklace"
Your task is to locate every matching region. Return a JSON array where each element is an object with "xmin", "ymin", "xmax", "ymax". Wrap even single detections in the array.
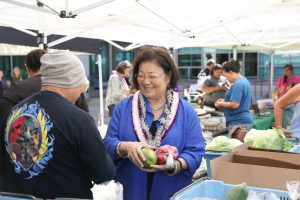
[
  {"xmin": 150, "ymin": 102, "xmax": 166, "ymax": 113},
  {"xmin": 132, "ymin": 90, "xmax": 180, "ymax": 147}
]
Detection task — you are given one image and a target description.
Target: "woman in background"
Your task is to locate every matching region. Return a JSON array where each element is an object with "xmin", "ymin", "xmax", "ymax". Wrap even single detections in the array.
[
  {"xmin": 11, "ymin": 66, "xmax": 22, "ymax": 86},
  {"xmin": 201, "ymin": 64, "xmax": 227, "ymax": 109},
  {"xmin": 274, "ymin": 84, "xmax": 300, "ymax": 137},
  {"xmin": 105, "ymin": 60, "xmax": 133, "ymax": 117},
  {"xmin": 273, "ymin": 64, "xmax": 300, "ymax": 128}
]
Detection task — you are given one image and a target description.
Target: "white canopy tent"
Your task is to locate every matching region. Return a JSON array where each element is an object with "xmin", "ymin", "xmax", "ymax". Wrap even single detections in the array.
[
  {"xmin": 1, "ymin": 0, "xmax": 300, "ymax": 127},
  {"xmin": 1, "ymin": 0, "xmax": 300, "ymax": 50}
]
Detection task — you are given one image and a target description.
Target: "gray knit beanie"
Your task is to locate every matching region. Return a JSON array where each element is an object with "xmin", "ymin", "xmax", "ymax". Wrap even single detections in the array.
[{"xmin": 41, "ymin": 50, "xmax": 88, "ymax": 88}]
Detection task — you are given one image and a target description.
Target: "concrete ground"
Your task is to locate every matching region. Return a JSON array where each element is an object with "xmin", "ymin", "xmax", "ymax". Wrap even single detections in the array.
[{"xmin": 87, "ymin": 96, "xmax": 110, "ymax": 125}]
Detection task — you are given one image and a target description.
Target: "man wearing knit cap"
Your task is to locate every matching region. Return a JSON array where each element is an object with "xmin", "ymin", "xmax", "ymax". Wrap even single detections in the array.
[{"xmin": 2, "ymin": 50, "xmax": 115, "ymax": 199}]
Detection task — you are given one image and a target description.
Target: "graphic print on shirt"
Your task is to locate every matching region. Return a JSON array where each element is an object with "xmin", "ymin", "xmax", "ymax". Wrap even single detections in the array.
[{"xmin": 5, "ymin": 102, "xmax": 54, "ymax": 179}]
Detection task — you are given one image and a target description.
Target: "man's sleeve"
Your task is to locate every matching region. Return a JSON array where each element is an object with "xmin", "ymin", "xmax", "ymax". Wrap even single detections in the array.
[{"xmin": 78, "ymin": 117, "xmax": 115, "ymax": 184}]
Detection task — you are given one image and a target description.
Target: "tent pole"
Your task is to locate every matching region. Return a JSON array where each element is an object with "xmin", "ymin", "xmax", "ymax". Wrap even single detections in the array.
[
  {"xmin": 270, "ymin": 51, "xmax": 274, "ymax": 98},
  {"xmin": 233, "ymin": 45, "xmax": 237, "ymax": 60},
  {"xmin": 38, "ymin": 9, "xmax": 46, "ymax": 49},
  {"xmin": 97, "ymin": 51, "xmax": 104, "ymax": 126}
]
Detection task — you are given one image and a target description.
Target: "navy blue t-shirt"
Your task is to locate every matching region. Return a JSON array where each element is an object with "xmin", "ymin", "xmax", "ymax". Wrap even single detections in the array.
[
  {"xmin": 2, "ymin": 91, "xmax": 114, "ymax": 199},
  {"xmin": 224, "ymin": 76, "xmax": 253, "ymax": 125}
]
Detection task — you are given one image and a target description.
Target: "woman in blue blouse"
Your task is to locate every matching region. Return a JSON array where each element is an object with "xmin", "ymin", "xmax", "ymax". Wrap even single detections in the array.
[{"xmin": 104, "ymin": 47, "xmax": 205, "ymax": 200}]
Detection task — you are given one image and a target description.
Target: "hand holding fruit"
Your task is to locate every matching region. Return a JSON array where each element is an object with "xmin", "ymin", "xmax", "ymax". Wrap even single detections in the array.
[
  {"xmin": 118, "ymin": 142, "xmax": 154, "ymax": 168},
  {"xmin": 140, "ymin": 145, "xmax": 181, "ymax": 174}
]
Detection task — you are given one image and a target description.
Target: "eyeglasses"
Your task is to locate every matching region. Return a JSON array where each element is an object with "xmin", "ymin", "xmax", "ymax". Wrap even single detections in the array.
[{"xmin": 135, "ymin": 73, "xmax": 165, "ymax": 81}]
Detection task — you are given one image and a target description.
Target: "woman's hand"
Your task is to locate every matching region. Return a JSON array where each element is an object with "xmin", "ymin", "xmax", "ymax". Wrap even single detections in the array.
[
  {"xmin": 121, "ymin": 142, "xmax": 154, "ymax": 168},
  {"xmin": 139, "ymin": 164, "xmax": 174, "ymax": 173},
  {"xmin": 278, "ymin": 127, "xmax": 293, "ymax": 137}
]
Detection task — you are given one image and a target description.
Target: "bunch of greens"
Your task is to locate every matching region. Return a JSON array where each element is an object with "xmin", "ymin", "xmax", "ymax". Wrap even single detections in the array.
[
  {"xmin": 206, "ymin": 136, "xmax": 243, "ymax": 152},
  {"xmin": 244, "ymin": 128, "xmax": 292, "ymax": 151}
]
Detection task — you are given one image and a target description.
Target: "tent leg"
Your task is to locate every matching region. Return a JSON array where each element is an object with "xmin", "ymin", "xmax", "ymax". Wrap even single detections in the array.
[
  {"xmin": 269, "ymin": 52, "xmax": 274, "ymax": 98},
  {"xmin": 98, "ymin": 53, "xmax": 105, "ymax": 126}
]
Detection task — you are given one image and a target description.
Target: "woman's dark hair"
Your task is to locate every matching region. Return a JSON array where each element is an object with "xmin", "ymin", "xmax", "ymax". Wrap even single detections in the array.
[
  {"xmin": 132, "ymin": 46, "xmax": 179, "ymax": 90},
  {"xmin": 210, "ymin": 64, "xmax": 222, "ymax": 75},
  {"xmin": 284, "ymin": 64, "xmax": 293, "ymax": 72},
  {"xmin": 222, "ymin": 59, "xmax": 241, "ymax": 73},
  {"xmin": 283, "ymin": 64, "xmax": 294, "ymax": 83},
  {"xmin": 26, "ymin": 49, "xmax": 46, "ymax": 72},
  {"xmin": 116, "ymin": 60, "xmax": 132, "ymax": 74}
]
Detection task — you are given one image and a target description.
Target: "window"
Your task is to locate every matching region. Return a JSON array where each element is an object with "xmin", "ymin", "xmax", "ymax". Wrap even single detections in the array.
[
  {"xmin": 178, "ymin": 47, "xmax": 202, "ymax": 53},
  {"xmin": 178, "ymin": 54, "xmax": 201, "ymax": 67},
  {"xmin": 244, "ymin": 53, "xmax": 257, "ymax": 76},
  {"xmin": 258, "ymin": 53, "xmax": 270, "ymax": 78},
  {"xmin": 216, "ymin": 53, "xmax": 229, "ymax": 65},
  {"xmin": 178, "ymin": 68, "xmax": 189, "ymax": 79}
]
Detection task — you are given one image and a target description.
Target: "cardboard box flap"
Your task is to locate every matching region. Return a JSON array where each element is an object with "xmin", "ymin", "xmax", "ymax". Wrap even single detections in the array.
[
  {"xmin": 233, "ymin": 150, "xmax": 300, "ymax": 170},
  {"xmin": 248, "ymin": 146, "xmax": 296, "ymax": 154}
]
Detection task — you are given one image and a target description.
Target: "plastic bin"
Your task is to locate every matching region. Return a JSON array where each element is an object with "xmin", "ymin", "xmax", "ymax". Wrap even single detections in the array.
[
  {"xmin": 204, "ymin": 151, "xmax": 227, "ymax": 178},
  {"xmin": 171, "ymin": 179, "xmax": 293, "ymax": 200},
  {"xmin": 0, "ymin": 192, "xmax": 40, "ymax": 199},
  {"xmin": 288, "ymin": 137, "xmax": 299, "ymax": 145}
]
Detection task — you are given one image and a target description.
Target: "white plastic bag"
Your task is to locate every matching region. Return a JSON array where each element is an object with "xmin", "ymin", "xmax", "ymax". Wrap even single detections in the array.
[
  {"xmin": 247, "ymin": 190, "xmax": 280, "ymax": 200},
  {"xmin": 287, "ymin": 181, "xmax": 300, "ymax": 200},
  {"xmin": 92, "ymin": 180, "xmax": 123, "ymax": 200}
]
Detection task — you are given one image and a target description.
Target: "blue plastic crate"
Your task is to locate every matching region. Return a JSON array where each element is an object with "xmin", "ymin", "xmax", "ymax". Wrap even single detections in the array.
[
  {"xmin": 171, "ymin": 180, "xmax": 293, "ymax": 200},
  {"xmin": 287, "ymin": 137, "xmax": 299, "ymax": 145},
  {"xmin": 0, "ymin": 192, "xmax": 40, "ymax": 200},
  {"xmin": 204, "ymin": 151, "xmax": 227, "ymax": 178}
]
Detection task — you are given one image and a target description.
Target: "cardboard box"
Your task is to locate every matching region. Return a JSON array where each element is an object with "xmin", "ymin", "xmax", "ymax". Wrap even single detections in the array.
[
  {"xmin": 211, "ymin": 142, "xmax": 300, "ymax": 190},
  {"xmin": 233, "ymin": 150, "xmax": 300, "ymax": 170}
]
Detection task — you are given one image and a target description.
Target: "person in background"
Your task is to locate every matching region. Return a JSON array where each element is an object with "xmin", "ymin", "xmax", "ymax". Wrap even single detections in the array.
[
  {"xmin": 105, "ymin": 60, "xmax": 133, "ymax": 117},
  {"xmin": 11, "ymin": 66, "xmax": 22, "ymax": 86},
  {"xmin": 274, "ymin": 83, "xmax": 300, "ymax": 138},
  {"xmin": 0, "ymin": 49, "xmax": 89, "ymax": 190},
  {"xmin": 273, "ymin": 64, "xmax": 300, "ymax": 128},
  {"xmin": 197, "ymin": 59, "xmax": 216, "ymax": 90},
  {"xmin": 104, "ymin": 47, "xmax": 204, "ymax": 200},
  {"xmin": 203, "ymin": 59, "xmax": 216, "ymax": 76},
  {"xmin": 215, "ymin": 60, "xmax": 253, "ymax": 132},
  {"xmin": 0, "ymin": 68, "xmax": 8, "ymax": 96},
  {"xmin": 201, "ymin": 64, "xmax": 227, "ymax": 109},
  {"xmin": 0, "ymin": 49, "xmax": 89, "ymax": 132},
  {"xmin": 1, "ymin": 50, "xmax": 114, "ymax": 199}
]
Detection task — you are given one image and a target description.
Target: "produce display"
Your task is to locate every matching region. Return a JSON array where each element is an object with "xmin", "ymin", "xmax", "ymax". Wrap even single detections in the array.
[
  {"xmin": 201, "ymin": 117, "xmax": 226, "ymax": 131},
  {"xmin": 206, "ymin": 136, "xmax": 243, "ymax": 152},
  {"xmin": 244, "ymin": 128, "xmax": 292, "ymax": 151},
  {"xmin": 194, "ymin": 107, "xmax": 207, "ymax": 116}
]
